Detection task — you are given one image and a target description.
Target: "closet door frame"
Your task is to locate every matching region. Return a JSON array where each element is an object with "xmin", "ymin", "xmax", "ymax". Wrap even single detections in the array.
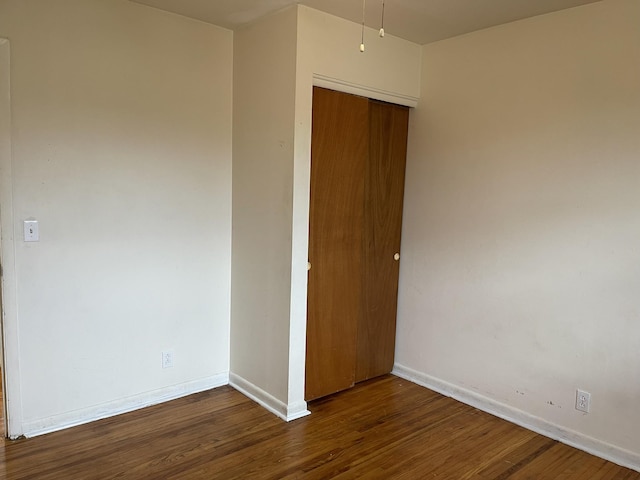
[{"xmin": 305, "ymin": 87, "xmax": 410, "ymax": 401}]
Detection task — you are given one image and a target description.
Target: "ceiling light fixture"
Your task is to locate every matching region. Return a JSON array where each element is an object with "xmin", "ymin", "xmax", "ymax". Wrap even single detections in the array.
[{"xmin": 379, "ymin": 0, "xmax": 385, "ymax": 37}]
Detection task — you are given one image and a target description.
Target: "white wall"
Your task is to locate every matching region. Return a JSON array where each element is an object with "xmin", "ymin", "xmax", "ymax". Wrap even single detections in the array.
[
  {"xmin": 296, "ymin": 6, "xmax": 421, "ymax": 105},
  {"xmin": 0, "ymin": 0, "xmax": 233, "ymax": 436},
  {"xmin": 397, "ymin": 0, "xmax": 640, "ymax": 468},
  {"xmin": 230, "ymin": 6, "xmax": 301, "ymax": 419}
]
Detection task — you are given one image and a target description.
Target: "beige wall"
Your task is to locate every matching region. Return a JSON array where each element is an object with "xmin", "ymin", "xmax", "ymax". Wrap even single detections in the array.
[
  {"xmin": 397, "ymin": 0, "xmax": 640, "ymax": 467},
  {"xmin": 0, "ymin": 0, "xmax": 233, "ymax": 436},
  {"xmin": 230, "ymin": 6, "xmax": 299, "ymax": 417},
  {"xmin": 297, "ymin": 6, "xmax": 421, "ymax": 104}
]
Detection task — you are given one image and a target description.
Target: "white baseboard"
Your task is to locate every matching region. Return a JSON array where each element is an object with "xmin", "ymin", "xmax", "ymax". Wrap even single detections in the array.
[
  {"xmin": 393, "ymin": 363, "xmax": 640, "ymax": 473},
  {"xmin": 21, "ymin": 372, "xmax": 229, "ymax": 438},
  {"xmin": 229, "ymin": 373, "xmax": 310, "ymax": 422}
]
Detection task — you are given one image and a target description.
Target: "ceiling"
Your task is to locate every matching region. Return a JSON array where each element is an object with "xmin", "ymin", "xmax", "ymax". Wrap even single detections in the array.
[{"xmin": 130, "ymin": 0, "xmax": 601, "ymax": 45}]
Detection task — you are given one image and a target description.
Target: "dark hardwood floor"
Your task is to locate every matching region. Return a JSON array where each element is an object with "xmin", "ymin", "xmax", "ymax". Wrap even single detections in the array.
[{"xmin": 0, "ymin": 375, "xmax": 637, "ymax": 479}]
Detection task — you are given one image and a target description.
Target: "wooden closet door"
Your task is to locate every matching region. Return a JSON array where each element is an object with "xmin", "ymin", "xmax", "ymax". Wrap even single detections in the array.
[
  {"xmin": 305, "ymin": 87, "xmax": 369, "ymax": 401},
  {"xmin": 356, "ymin": 100, "xmax": 409, "ymax": 383}
]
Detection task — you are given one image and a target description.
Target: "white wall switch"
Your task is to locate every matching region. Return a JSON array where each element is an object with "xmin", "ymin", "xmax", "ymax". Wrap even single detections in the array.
[{"xmin": 24, "ymin": 220, "xmax": 39, "ymax": 242}]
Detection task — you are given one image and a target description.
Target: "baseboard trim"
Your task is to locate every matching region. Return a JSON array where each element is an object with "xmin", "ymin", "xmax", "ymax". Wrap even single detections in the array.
[
  {"xmin": 229, "ymin": 373, "xmax": 310, "ymax": 422},
  {"xmin": 392, "ymin": 364, "xmax": 640, "ymax": 473},
  {"xmin": 21, "ymin": 372, "xmax": 229, "ymax": 438}
]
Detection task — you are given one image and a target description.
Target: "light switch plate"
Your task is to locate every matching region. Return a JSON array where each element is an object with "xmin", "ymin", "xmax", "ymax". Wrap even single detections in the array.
[{"xmin": 24, "ymin": 220, "xmax": 39, "ymax": 242}]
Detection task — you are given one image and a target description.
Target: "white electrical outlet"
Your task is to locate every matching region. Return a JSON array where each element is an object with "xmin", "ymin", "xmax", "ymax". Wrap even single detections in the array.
[
  {"xmin": 162, "ymin": 350, "xmax": 174, "ymax": 369},
  {"xmin": 576, "ymin": 389, "xmax": 591, "ymax": 413}
]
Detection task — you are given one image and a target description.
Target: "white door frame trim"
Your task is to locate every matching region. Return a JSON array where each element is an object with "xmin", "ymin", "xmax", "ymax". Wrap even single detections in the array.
[{"xmin": 0, "ymin": 37, "xmax": 24, "ymax": 439}]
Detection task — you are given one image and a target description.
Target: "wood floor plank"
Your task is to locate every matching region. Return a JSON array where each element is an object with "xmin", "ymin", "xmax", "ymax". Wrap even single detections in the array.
[{"xmin": 0, "ymin": 375, "xmax": 638, "ymax": 479}]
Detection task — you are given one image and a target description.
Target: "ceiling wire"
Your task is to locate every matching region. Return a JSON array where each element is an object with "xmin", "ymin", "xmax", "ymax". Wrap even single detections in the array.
[
  {"xmin": 361, "ymin": 0, "xmax": 386, "ymax": 52},
  {"xmin": 360, "ymin": 0, "xmax": 366, "ymax": 52}
]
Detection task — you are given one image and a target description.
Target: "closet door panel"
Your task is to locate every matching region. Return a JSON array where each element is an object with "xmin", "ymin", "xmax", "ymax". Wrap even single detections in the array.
[
  {"xmin": 356, "ymin": 101, "xmax": 409, "ymax": 383},
  {"xmin": 305, "ymin": 87, "xmax": 369, "ymax": 401}
]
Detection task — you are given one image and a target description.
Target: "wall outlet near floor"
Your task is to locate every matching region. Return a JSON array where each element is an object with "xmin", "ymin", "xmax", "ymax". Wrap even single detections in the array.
[
  {"xmin": 576, "ymin": 389, "xmax": 591, "ymax": 413},
  {"xmin": 162, "ymin": 350, "xmax": 174, "ymax": 369}
]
